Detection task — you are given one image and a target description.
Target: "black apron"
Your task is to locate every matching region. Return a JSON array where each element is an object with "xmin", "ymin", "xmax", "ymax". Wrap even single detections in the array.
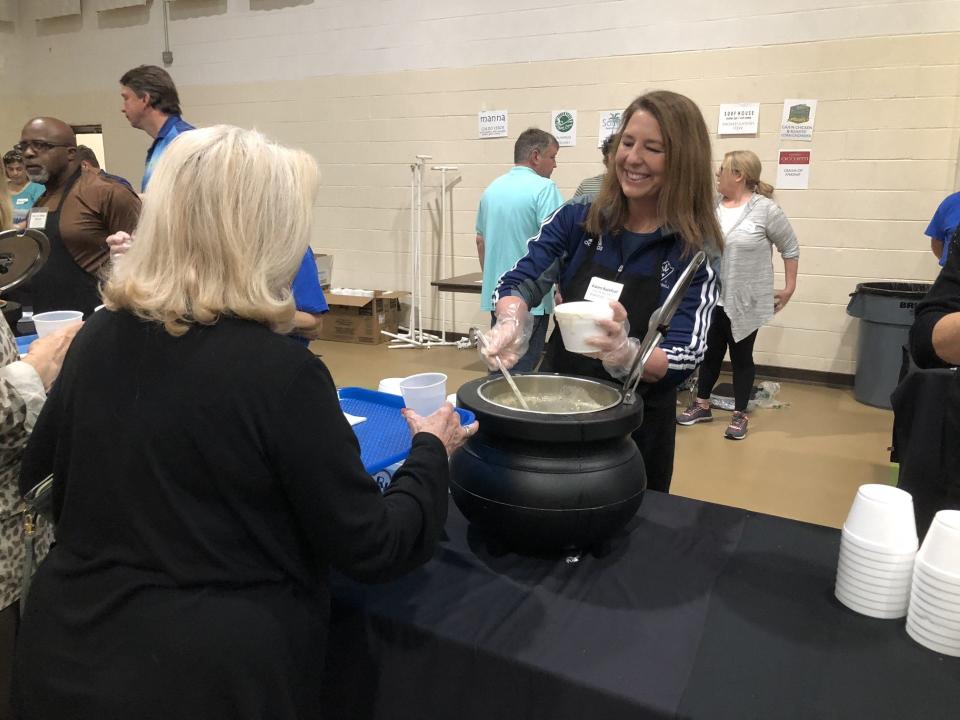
[
  {"xmin": 29, "ymin": 170, "xmax": 103, "ymax": 317},
  {"xmin": 542, "ymin": 231, "xmax": 669, "ymax": 392},
  {"xmin": 541, "ymin": 231, "xmax": 679, "ymax": 493}
]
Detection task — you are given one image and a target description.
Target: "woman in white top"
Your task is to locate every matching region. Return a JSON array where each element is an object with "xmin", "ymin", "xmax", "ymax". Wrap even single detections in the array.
[{"xmin": 676, "ymin": 150, "xmax": 799, "ymax": 440}]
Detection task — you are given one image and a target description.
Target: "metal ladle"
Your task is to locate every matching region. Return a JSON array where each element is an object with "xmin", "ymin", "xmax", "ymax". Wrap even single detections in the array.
[{"xmin": 470, "ymin": 327, "xmax": 531, "ymax": 411}]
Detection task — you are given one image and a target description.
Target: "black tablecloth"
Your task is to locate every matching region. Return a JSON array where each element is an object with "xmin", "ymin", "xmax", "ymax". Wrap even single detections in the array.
[{"xmin": 321, "ymin": 493, "xmax": 959, "ymax": 720}]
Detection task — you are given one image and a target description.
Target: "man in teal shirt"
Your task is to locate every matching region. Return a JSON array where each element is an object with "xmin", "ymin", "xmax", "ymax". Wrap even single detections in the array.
[{"xmin": 476, "ymin": 128, "xmax": 564, "ymax": 371}]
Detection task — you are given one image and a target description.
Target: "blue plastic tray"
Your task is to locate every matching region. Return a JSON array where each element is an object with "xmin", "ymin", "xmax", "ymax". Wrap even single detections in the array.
[
  {"xmin": 16, "ymin": 334, "xmax": 38, "ymax": 355},
  {"xmin": 338, "ymin": 387, "xmax": 475, "ymax": 474}
]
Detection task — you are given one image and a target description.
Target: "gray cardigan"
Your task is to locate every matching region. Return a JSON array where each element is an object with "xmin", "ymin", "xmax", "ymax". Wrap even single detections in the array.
[{"xmin": 714, "ymin": 193, "xmax": 800, "ymax": 342}]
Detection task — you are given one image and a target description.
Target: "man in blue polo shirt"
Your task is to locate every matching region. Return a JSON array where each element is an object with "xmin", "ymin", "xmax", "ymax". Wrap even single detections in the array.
[
  {"xmin": 115, "ymin": 65, "xmax": 328, "ymax": 340},
  {"xmin": 476, "ymin": 128, "xmax": 564, "ymax": 371},
  {"xmin": 926, "ymin": 191, "xmax": 960, "ymax": 267},
  {"xmin": 119, "ymin": 65, "xmax": 195, "ymax": 192}
]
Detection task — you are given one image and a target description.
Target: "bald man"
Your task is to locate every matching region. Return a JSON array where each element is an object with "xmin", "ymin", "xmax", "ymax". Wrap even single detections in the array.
[{"xmin": 16, "ymin": 117, "xmax": 140, "ymax": 316}]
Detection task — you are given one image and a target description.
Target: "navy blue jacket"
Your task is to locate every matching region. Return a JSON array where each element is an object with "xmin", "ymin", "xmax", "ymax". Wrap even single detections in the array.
[{"xmin": 495, "ymin": 198, "xmax": 719, "ymax": 387}]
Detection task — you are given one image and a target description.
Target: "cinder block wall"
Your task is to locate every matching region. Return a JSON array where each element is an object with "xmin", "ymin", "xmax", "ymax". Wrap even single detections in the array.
[{"xmin": 2, "ymin": 1, "xmax": 958, "ymax": 374}]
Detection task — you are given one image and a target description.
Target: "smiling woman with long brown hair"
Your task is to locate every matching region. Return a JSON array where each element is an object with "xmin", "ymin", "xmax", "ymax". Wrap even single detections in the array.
[{"xmin": 482, "ymin": 90, "xmax": 722, "ymax": 493}]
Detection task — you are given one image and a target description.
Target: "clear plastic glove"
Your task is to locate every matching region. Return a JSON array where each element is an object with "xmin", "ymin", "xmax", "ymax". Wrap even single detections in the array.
[
  {"xmin": 402, "ymin": 403, "xmax": 479, "ymax": 457},
  {"xmin": 586, "ymin": 301, "xmax": 668, "ymax": 382},
  {"xmin": 480, "ymin": 297, "xmax": 533, "ymax": 371}
]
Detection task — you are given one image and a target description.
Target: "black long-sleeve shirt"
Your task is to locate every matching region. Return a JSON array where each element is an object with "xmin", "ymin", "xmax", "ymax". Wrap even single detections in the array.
[
  {"xmin": 911, "ymin": 233, "xmax": 960, "ymax": 368},
  {"xmin": 15, "ymin": 309, "xmax": 449, "ymax": 720}
]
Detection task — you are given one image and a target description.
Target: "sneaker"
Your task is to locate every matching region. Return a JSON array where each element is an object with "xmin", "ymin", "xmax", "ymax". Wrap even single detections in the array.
[
  {"xmin": 724, "ymin": 411, "xmax": 749, "ymax": 440},
  {"xmin": 677, "ymin": 402, "xmax": 713, "ymax": 426}
]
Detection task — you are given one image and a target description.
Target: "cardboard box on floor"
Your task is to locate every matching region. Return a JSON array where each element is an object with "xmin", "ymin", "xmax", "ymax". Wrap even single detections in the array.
[
  {"xmin": 319, "ymin": 290, "xmax": 406, "ymax": 344},
  {"xmin": 314, "ymin": 253, "xmax": 333, "ymax": 288}
]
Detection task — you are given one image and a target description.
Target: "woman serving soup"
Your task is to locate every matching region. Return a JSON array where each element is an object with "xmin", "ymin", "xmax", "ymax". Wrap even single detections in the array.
[{"xmin": 483, "ymin": 91, "xmax": 722, "ymax": 493}]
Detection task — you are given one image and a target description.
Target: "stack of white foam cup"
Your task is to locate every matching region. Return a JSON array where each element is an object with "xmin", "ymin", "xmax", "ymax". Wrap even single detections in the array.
[
  {"xmin": 906, "ymin": 510, "xmax": 960, "ymax": 657},
  {"xmin": 835, "ymin": 484, "xmax": 918, "ymax": 619}
]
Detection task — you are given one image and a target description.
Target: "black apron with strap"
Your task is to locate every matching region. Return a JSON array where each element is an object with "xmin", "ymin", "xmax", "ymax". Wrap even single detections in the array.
[
  {"xmin": 541, "ymin": 229, "xmax": 680, "ymax": 493},
  {"xmin": 542, "ymin": 230, "xmax": 671, "ymax": 400},
  {"xmin": 30, "ymin": 170, "xmax": 102, "ymax": 316}
]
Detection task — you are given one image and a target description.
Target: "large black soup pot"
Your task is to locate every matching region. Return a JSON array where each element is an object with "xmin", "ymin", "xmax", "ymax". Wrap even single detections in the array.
[{"xmin": 451, "ymin": 373, "xmax": 646, "ymax": 553}]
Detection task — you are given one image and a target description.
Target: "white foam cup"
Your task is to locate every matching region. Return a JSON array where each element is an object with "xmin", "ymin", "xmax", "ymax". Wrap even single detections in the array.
[
  {"xmin": 399, "ymin": 373, "xmax": 448, "ymax": 416},
  {"xmin": 914, "ymin": 562, "xmax": 960, "ymax": 592},
  {"xmin": 838, "ymin": 542, "xmax": 916, "ymax": 571},
  {"xmin": 916, "ymin": 510, "xmax": 960, "ymax": 578},
  {"xmin": 836, "ymin": 556, "xmax": 912, "ymax": 585},
  {"xmin": 835, "ymin": 586, "xmax": 907, "ymax": 619},
  {"xmin": 842, "ymin": 484, "xmax": 918, "ymax": 553},
  {"xmin": 33, "ymin": 310, "xmax": 83, "ymax": 338},
  {"xmin": 835, "ymin": 566, "xmax": 911, "ymax": 595},
  {"xmin": 910, "ymin": 592, "xmax": 960, "ymax": 626},
  {"xmin": 553, "ymin": 301, "xmax": 615, "ymax": 354},
  {"xmin": 906, "ymin": 619, "xmax": 960, "ymax": 656},
  {"xmin": 377, "ymin": 377, "xmax": 404, "ymax": 396}
]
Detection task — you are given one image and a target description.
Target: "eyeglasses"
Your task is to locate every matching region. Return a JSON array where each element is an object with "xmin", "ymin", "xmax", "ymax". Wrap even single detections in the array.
[{"xmin": 14, "ymin": 140, "xmax": 76, "ymax": 154}]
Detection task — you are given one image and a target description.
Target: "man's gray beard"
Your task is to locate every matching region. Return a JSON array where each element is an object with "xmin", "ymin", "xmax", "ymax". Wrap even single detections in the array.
[{"xmin": 26, "ymin": 169, "xmax": 49, "ymax": 184}]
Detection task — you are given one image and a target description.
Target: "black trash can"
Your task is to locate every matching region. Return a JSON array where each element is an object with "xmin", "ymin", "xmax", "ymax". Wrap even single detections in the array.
[{"xmin": 846, "ymin": 282, "xmax": 932, "ymax": 409}]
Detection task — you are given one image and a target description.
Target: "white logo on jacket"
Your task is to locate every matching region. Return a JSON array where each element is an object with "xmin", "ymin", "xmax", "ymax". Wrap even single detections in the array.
[{"xmin": 660, "ymin": 260, "xmax": 675, "ymax": 287}]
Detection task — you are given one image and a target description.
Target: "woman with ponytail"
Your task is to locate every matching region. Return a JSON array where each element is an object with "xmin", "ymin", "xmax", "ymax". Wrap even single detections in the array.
[{"xmin": 677, "ymin": 150, "xmax": 799, "ymax": 440}]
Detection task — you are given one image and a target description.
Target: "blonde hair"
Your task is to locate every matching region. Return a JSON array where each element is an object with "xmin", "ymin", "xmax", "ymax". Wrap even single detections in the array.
[
  {"xmin": 723, "ymin": 150, "xmax": 774, "ymax": 198},
  {"xmin": 586, "ymin": 91, "xmax": 723, "ymax": 255},
  {"xmin": 0, "ymin": 176, "xmax": 11, "ymax": 230},
  {"xmin": 103, "ymin": 125, "xmax": 319, "ymax": 336}
]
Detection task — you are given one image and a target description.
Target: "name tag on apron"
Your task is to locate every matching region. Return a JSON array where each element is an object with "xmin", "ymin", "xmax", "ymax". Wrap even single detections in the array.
[
  {"xmin": 27, "ymin": 207, "xmax": 48, "ymax": 230},
  {"xmin": 584, "ymin": 276, "xmax": 624, "ymax": 303}
]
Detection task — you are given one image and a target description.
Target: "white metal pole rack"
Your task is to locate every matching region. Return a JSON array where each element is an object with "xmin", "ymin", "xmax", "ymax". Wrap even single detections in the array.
[{"xmin": 382, "ymin": 156, "xmax": 462, "ymax": 349}]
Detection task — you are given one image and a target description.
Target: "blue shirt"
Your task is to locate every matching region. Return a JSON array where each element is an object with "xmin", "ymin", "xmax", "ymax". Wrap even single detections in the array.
[
  {"xmin": 926, "ymin": 192, "xmax": 960, "ymax": 267},
  {"xmin": 142, "ymin": 115, "xmax": 195, "ymax": 192},
  {"xmin": 476, "ymin": 166, "xmax": 564, "ymax": 314},
  {"xmin": 11, "ymin": 182, "xmax": 45, "ymax": 225}
]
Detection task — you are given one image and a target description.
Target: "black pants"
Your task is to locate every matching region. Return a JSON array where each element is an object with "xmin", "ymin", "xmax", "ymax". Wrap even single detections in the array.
[
  {"xmin": 697, "ymin": 306, "xmax": 758, "ymax": 412},
  {"xmin": 632, "ymin": 388, "xmax": 677, "ymax": 494}
]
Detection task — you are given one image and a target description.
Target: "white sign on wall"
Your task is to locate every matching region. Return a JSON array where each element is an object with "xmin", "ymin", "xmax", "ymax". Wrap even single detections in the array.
[
  {"xmin": 776, "ymin": 149, "xmax": 812, "ymax": 190},
  {"xmin": 717, "ymin": 103, "xmax": 760, "ymax": 135},
  {"xmin": 478, "ymin": 110, "xmax": 508, "ymax": 139},
  {"xmin": 597, "ymin": 110, "xmax": 622, "ymax": 147},
  {"xmin": 779, "ymin": 99, "xmax": 817, "ymax": 142},
  {"xmin": 551, "ymin": 110, "xmax": 577, "ymax": 147}
]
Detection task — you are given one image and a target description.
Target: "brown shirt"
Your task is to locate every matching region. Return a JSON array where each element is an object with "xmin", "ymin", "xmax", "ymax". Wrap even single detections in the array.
[{"xmin": 36, "ymin": 171, "xmax": 141, "ymax": 275}]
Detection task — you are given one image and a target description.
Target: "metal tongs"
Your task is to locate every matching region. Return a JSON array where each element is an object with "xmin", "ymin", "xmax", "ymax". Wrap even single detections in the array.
[{"xmin": 621, "ymin": 250, "xmax": 707, "ymax": 405}]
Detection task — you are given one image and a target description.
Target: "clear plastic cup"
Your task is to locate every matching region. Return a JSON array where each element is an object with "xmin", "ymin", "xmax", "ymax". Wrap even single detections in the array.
[
  {"xmin": 553, "ymin": 301, "xmax": 614, "ymax": 354},
  {"xmin": 399, "ymin": 373, "xmax": 447, "ymax": 416},
  {"xmin": 916, "ymin": 510, "xmax": 960, "ymax": 578},
  {"xmin": 33, "ymin": 310, "xmax": 83, "ymax": 338},
  {"xmin": 842, "ymin": 484, "xmax": 918, "ymax": 553}
]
